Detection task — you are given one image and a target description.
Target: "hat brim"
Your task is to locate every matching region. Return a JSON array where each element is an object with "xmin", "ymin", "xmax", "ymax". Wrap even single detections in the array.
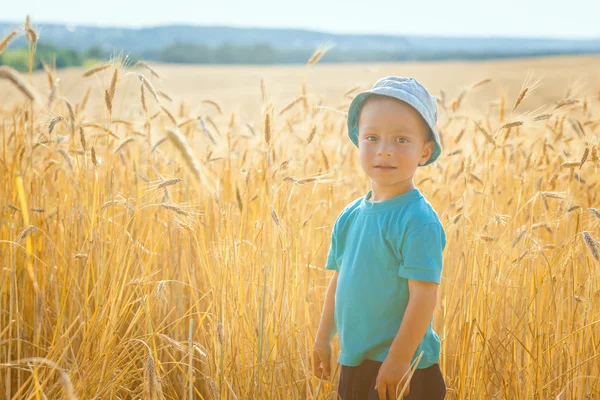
[{"xmin": 347, "ymin": 90, "xmax": 442, "ymax": 167}]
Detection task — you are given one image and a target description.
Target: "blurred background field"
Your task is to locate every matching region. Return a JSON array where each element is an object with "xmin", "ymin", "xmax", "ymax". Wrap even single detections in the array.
[
  {"xmin": 1, "ymin": 12, "xmax": 600, "ymax": 400},
  {"xmin": 4, "ymin": 54, "xmax": 600, "ymax": 119}
]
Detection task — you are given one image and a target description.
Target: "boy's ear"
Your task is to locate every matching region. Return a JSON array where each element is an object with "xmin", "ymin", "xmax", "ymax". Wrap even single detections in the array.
[{"xmin": 420, "ymin": 140, "xmax": 434, "ymax": 165}]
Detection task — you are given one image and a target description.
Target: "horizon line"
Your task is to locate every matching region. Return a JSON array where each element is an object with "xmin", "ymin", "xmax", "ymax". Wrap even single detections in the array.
[{"xmin": 1, "ymin": 19, "xmax": 600, "ymax": 42}]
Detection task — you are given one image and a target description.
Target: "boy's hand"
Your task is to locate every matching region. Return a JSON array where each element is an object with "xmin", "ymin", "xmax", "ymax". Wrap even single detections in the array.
[
  {"xmin": 374, "ymin": 357, "xmax": 411, "ymax": 399},
  {"xmin": 311, "ymin": 340, "xmax": 332, "ymax": 380}
]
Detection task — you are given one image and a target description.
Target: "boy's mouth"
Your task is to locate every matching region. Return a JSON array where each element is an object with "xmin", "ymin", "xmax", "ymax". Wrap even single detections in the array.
[{"xmin": 374, "ymin": 165, "xmax": 396, "ymax": 170}]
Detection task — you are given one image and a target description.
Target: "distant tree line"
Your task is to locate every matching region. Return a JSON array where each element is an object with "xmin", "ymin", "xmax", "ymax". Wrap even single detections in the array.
[
  {"xmin": 0, "ymin": 42, "xmax": 107, "ymax": 71},
  {"xmin": 0, "ymin": 40, "xmax": 591, "ymax": 72}
]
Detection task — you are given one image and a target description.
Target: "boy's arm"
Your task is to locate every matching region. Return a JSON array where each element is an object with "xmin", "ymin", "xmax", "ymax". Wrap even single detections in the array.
[
  {"xmin": 315, "ymin": 271, "xmax": 338, "ymax": 342},
  {"xmin": 387, "ymin": 279, "xmax": 438, "ymax": 363},
  {"xmin": 375, "ymin": 223, "xmax": 444, "ymax": 396},
  {"xmin": 390, "ymin": 222, "xmax": 445, "ymax": 360},
  {"xmin": 312, "ymin": 272, "xmax": 338, "ymax": 380}
]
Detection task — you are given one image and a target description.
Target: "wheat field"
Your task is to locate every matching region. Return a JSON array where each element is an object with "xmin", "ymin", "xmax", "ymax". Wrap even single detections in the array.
[{"xmin": 1, "ymin": 30, "xmax": 600, "ymax": 399}]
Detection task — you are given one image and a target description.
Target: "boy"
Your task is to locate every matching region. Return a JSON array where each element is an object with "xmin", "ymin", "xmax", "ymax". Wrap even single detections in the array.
[{"xmin": 312, "ymin": 76, "xmax": 447, "ymax": 400}]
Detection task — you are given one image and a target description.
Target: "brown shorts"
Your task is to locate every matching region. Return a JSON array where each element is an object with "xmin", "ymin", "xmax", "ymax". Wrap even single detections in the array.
[{"xmin": 337, "ymin": 359, "xmax": 446, "ymax": 400}]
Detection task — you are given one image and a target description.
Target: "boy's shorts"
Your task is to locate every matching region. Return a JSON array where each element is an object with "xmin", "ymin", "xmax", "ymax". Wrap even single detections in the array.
[{"xmin": 337, "ymin": 359, "xmax": 446, "ymax": 400}]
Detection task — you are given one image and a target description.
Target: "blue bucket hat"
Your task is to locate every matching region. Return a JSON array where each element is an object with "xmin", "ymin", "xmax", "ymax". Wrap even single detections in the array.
[{"xmin": 347, "ymin": 76, "xmax": 442, "ymax": 167}]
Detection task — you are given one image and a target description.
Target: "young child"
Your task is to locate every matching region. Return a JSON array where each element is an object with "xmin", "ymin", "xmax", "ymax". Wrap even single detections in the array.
[{"xmin": 312, "ymin": 76, "xmax": 447, "ymax": 400}]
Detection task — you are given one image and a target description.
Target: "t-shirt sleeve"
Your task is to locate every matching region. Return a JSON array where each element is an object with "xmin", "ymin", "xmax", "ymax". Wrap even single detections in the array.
[
  {"xmin": 324, "ymin": 215, "xmax": 340, "ymax": 271},
  {"xmin": 398, "ymin": 222, "xmax": 446, "ymax": 283}
]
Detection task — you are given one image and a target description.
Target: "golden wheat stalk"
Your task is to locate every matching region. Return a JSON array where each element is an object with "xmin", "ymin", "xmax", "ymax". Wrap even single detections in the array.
[
  {"xmin": 512, "ymin": 72, "xmax": 542, "ymax": 112},
  {"xmin": 91, "ymin": 146, "xmax": 98, "ymax": 166},
  {"xmin": 151, "ymin": 136, "xmax": 168, "ymax": 153},
  {"xmin": 270, "ymin": 205, "xmax": 281, "ymax": 227},
  {"xmin": 135, "ymin": 60, "xmax": 160, "ymax": 79},
  {"xmin": 450, "ymin": 90, "xmax": 466, "ymax": 112},
  {"xmin": 264, "ymin": 113, "xmax": 271, "ymax": 145},
  {"xmin": 568, "ymin": 118, "xmax": 585, "ymax": 136},
  {"xmin": 453, "ymin": 128, "xmax": 466, "ymax": 144},
  {"xmin": 143, "ymin": 351, "xmax": 165, "ymax": 400},
  {"xmin": 137, "ymin": 73, "xmax": 160, "ymax": 104},
  {"xmin": 57, "ymin": 149, "xmax": 72, "ymax": 169},
  {"xmin": 48, "ymin": 116, "xmax": 65, "ymax": 135},
  {"xmin": 555, "ymin": 99, "xmax": 578, "ymax": 110},
  {"xmin": 159, "ymin": 203, "xmax": 190, "ymax": 216},
  {"xmin": 108, "ymin": 68, "xmax": 118, "ymax": 98},
  {"xmin": 590, "ymin": 146, "xmax": 599, "ymax": 164},
  {"xmin": 79, "ymin": 126, "xmax": 87, "ymax": 152},
  {"xmin": 177, "ymin": 118, "xmax": 196, "ymax": 128},
  {"xmin": 48, "ymin": 78, "xmax": 60, "ymax": 108},
  {"xmin": 539, "ymin": 191, "xmax": 566, "ymax": 199},
  {"xmin": 579, "ymin": 147, "xmax": 589, "ymax": 170},
  {"xmin": 260, "ymin": 78, "xmax": 266, "ymax": 103},
  {"xmin": 104, "ymin": 91, "xmax": 112, "ymax": 114},
  {"xmin": 473, "ymin": 120, "xmax": 496, "ymax": 146},
  {"xmin": 582, "ymin": 232, "xmax": 600, "ymax": 261},
  {"xmin": 166, "ymin": 128, "xmax": 215, "ymax": 189},
  {"xmin": 471, "ymin": 78, "xmax": 492, "ymax": 89},
  {"xmin": 202, "ymin": 100, "xmax": 223, "ymax": 114},
  {"xmin": 157, "ymin": 91, "xmax": 172, "ymax": 102},
  {"xmin": 0, "ymin": 29, "xmax": 18, "ymax": 54},
  {"xmin": 82, "ymin": 62, "xmax": 111, "ymax": 77},
  {"xmin": 307, "ymin": 125, "xmax": 317, "ymax": 144},
  {"xmin": 139, "ymin": 77, "xmax": 148, "ymax": 114},
  {"xmin": 278, "ymin": 96, "xmax": 305, "ymax": 116},
  {"xmin": 500, "ymin": 121, "xmax": 523, "ymax": 130},
  {"xmin": 114, "ymin": 138, "xmax": 135, "ymax": 154},
  {"xmin": 512, "ymin": 88, "xmax": 528, "ymax": 111},
  {"xmin": 104, "ymin": 68, "xmax": 119, "ymax": 114},
  {"xmin": 19, "ymin": 225, "xmax": 36, "ymax": 240},
  {"xmin": 161, "ymin": 106, "xmax": 177, "ymax": 125},
  {"xmin": 79, "ymin": 85, "xmax": 91, "ymax": 112},
  {"xmin": 0, "ymin": 66, "xmax": 41, "ymax": 103},
  {"xmin": 156, "ymin": 333, "xmax": 188, "ymax": 353},
  {"xmin": 196, "ymin": 117, "xmax": 217, "ymax": 145},
  {"xmin": 64, "ymin": 99, "xmax": 76, "ymax": 134},
  {"xmin": 205, "ymin": 116, "xmax": 221, "ymax": 136},
  {"xmin": 157, "ymin": 178, "xmax": 183, "ymax": 189},
  {"xmin": 24, "ymin": 16, "xmax": 38, "ymax": 44},
  {"xmin": 534, "ymin": 113, "xmax": 552, "ymax": 121},
  {"xmin": 307, "ymin": 45, "xmax": 332, "ymax": 66},
  {"xmin": 344, "ymin": 85, "xmax": 361, "ymax": 97},
  {"xmin": 235, "ymin": 186, "xmax": 243, "ymax": 212},
  {"xmin": 40, "ymin": 60, "xmax": 55, "ymax": 89},
  {"xmin": 559, "ymin": 161, "xmax": 581, "ymax": 169},
  {"xmin": 82, "ymin": 123, "xmax": 120, "ymax": 140},
  {"xmin": 588, "ymin": 208, "xmax": 600, "ymax": 220}
]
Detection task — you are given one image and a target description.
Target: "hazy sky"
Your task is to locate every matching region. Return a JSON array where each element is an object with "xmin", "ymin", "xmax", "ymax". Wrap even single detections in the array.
[{"xmin": 3, "ymin": 0, "xmax": 600, "ymax": 38}]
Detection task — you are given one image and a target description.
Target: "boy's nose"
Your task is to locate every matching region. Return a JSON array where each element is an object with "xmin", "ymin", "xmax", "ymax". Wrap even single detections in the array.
[{"xmin": 376, "ymin": 141, "xmax": 394, "ymax": 156}]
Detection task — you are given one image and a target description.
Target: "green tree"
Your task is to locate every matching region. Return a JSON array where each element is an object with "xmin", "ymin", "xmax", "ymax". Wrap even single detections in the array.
[
  {"xmin": 86, "ymin": 45, "xmax": 106, "ymax": 60},
  {"xmin": 0, "ymin": 49, "xmax": 31, "ymax": 72}
]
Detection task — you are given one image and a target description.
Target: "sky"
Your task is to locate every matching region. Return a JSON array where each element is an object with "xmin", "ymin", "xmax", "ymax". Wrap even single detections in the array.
[{"xmin": 3, "ymin": 0, "xmax": 600, "ymax": 39}]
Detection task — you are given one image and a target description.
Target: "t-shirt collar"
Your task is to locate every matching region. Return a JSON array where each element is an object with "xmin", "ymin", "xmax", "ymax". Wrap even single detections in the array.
[{"xmin": 360, "ymin": 187, "xmax": 422, "ymax": 213}]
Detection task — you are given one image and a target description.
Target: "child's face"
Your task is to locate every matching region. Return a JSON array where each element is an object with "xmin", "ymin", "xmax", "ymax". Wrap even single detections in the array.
[{"xmin": 357, "ymin": 95, "xmax": 434, "ymax": 189}]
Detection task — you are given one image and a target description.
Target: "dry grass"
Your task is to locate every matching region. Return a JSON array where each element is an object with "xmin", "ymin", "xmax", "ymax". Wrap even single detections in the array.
[{"xmin": 1, "ymin": 28, "xmax": 600, "ymax": 399}]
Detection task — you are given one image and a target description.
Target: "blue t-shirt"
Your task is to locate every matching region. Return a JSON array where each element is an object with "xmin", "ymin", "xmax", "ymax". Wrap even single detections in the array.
[{"xmin": 325, "ymin": 187, "xmax": 446, "ymax": 368}]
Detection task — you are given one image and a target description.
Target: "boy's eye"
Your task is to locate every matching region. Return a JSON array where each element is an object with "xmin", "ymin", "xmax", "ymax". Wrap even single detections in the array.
[{"xmin": 364, "ymin": 135, "xmax": 408, "ymax": 143}]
